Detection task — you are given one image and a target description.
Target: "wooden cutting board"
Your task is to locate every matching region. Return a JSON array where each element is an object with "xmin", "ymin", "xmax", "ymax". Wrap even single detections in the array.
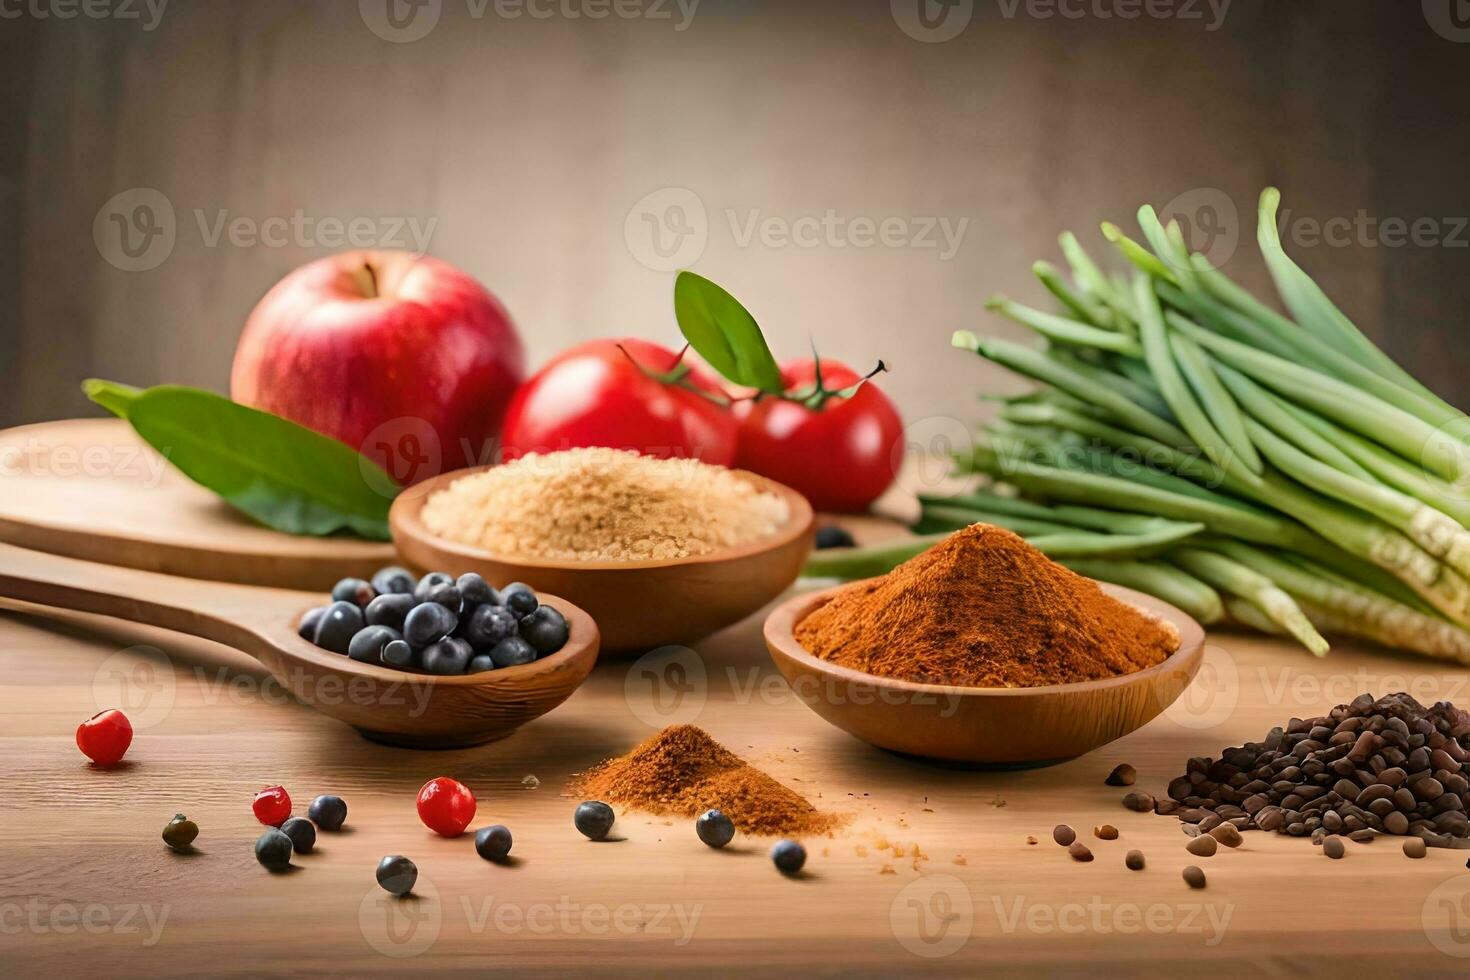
[{"xmin": 0, "ymin": 419, "xmax": 397, "ymax": 590}]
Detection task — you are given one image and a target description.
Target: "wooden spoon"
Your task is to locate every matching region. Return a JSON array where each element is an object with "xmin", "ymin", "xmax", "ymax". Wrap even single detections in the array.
[
  {"xmin": 0, "ymin": 542, "xmax": 599, "ymax": 748},
  {"xmin": 764, "ymin": 582, "xmax": 1205, "ymax": 766}
]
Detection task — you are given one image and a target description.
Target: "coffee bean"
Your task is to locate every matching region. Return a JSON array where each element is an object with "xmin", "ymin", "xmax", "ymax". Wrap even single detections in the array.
[
  {"xmin": 1125, "ymin": 849, "xmax": 1145, "ymax": 871},
  {"xmin": 1404, "ymin": 838, "xmax": 1428, "ymax": 859},
  {"xmin": 1122, "ymin": 792, "xmax": 1154, "ymax": 813},
  {"xmin": 1105, "ymin": 764, "xmax": 1136, "ymax": 787},
  {"xmin": 1209, "ymin": 824, "xmax": 1243, "ymax": 848},
  {"xmin": 1185, "ymin": 834, "xmax": 1218, "ymax": 857},
  {"xmin": 1348, "ymin": 829, "xmax": 1377, "ymax": 843},
  {"xmin": 1182, "ymin": 866, "xmax": 1207, "ymax": 889},
  {"xmin": 1323, "ymin": 836, "xmax": 1346, "ymax": 859},
  {"xmin": 1094, "ymin": 824, "xmax": 1119, "ymax": 841},
  {"xmin": 1384, "ymin": 811, "xmax": 1410, "ymax": 835},
  {"xmin": 1052, "ymin": 824, "xmax": 1076, "ymax": 846},
  {"xmin": 1068, "ymin": 841, "xmax": 1093, "ymax": 862}
]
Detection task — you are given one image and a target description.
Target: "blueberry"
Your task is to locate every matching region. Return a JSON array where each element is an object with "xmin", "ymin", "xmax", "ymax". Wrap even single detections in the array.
[
  {"xmin": 413, "ymin": 572, "xmax": 455, "ymax": 602},
  {"xmin": 313, "ymin": 601, "xmax": 365, "ymax": 654},
  {"xmin": 490, "ymin": 636, "xmax": 537, "ymax": 668},
  {"xmin": 331, "ymin": 577, "xmax": 376, "ymax": 607},
  {"xmin": 424, "ymin": 583, "xmax": 463, "ymax": 612},
  {"xmin": 771, "ymin": 839, "xmax": 806, "ymax": 875},
  {"xmin": 696, "ymin": 809, "xmax": 735, "ymax": 848},
  {"xmin": 501, "ymin": 582, "xmax": 539, "ymax": 618},
  {"xmin": 254, "ymin": 829, "xmax": 293, "ymax": 871},
  {"xmin": 348, "ymin": 625, "xmax": 402, "ymax": 663},
  {"xmin": 371, "ymin": 566, "xmax": 416, "ymax": 595},
  {"xmin": 376, "ymin": 855, "xmax": 417, "ymax": 896},
  {"xmin": 382, "ymin": 639, "xmax": 416, "ymax": 668},
  {"xmin": 404, "ymin": 602, "xmax": 458, "ymax": 647},
  {"xmin": 298, "ymin": 606, "xmax": 327, "ymax": 641},
  {"xmin": 463, "ymin": 604, "xmax": 519, "ymax": 648},
  {"xmin": 814, "ymin": 525, "xmax": 856, "ymax": 549},
  {"xmin": 280, "ymin": 816, "xmax": 317, "ymax": 854},
  {"xmin": 467, "ymin": 654, "xmax": 496, "ymax": 674},
  {"xmin": 308, "ymin": 795, "xmax": 348, "ymax": 831},
  {"xmin": 422, "ymin": 637, "xmax": 473, "ymax": 675},
  {"xmin": 475, "ymin": 824, "xmax": 513, "ymax": 861},
  {"xmin": 574, "ymin": 801, "xmax": 615, "ymax": 841},
  {"xmin": 457, "ymin": 572, "xmax": 499, "ymax": 607},
  {"xmin": 365, "ymin": 593, "xmax": 416, "ymax": 630},
  {"xmin": 519, "ymin": 606, "xmax": 569, "ymax": 655}
]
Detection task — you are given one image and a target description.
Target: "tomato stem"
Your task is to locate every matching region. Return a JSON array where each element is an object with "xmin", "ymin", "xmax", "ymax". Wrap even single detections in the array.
[{"xmin": 615, "ymin": 343, "xmax": 733, "ymax": 407}]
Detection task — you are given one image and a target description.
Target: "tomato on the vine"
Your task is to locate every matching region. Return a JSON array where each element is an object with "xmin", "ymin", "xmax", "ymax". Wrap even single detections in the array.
[
  {"xmin": 734, "ymin": 359, "xmax": 904, "ymax": 513},
  {"xmin": 498, "ymin": 338, "xmax": 738, "ymax": 465}
]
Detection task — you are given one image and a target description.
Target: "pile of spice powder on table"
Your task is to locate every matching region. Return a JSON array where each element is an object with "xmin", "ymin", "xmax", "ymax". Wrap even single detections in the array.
[
  {"xmin": 795, "ymin": 524, "xmax": 1179, "ymax": 688},
  {"xmin": 570, "ymin": 725, "xmax": 843, "ymax": 836},
  {"xmin": 419, "ymin": 448, "xmax": 790, "ymax": 561}
]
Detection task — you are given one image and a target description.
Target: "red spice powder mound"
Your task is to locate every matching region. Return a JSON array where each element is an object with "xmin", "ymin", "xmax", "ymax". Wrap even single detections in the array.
[
  {"xmin": 795, "ymin": 524, "xmax": 1179, "ymax": 688},
  {"xmin": 569, "ymin": 725, "xmax": 843, "ymax": 836}
]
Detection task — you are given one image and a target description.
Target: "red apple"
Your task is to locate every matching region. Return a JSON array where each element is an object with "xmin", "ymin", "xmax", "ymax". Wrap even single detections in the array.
[{"xmin": 231, "ymin": 250, "xmax": 525, "ymax": 484}]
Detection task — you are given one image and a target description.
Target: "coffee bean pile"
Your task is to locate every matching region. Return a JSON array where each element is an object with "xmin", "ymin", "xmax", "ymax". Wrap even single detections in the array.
[{"xmin": 1155, "ymin": 693, "xmax": 1470, "ymax": 849}]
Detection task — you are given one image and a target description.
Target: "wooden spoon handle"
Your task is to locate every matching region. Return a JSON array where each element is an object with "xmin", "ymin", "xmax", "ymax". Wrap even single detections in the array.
[{"xmin": 0, "ymin": 541, "xmax": 302, "ymax": 650}]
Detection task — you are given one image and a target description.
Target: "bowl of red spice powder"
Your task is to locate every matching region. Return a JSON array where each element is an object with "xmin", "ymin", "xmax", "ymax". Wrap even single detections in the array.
[{"xmin": 763, "ymin": 524, "xmax": 1205, "ymax": 765}]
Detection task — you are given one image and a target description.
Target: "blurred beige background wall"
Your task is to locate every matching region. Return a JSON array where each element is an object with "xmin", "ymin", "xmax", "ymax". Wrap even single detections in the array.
[{"xmin": 3, "ymin": 0, "xmax": 1467, "ymax": 430}]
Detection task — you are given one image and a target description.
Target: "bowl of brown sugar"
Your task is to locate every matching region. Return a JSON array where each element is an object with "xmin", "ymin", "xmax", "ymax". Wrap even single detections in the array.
[
  {"xmin": 763, "ymin": 523, "xmax": 1205, "ymax": 765},
  {"xmin": 391, "ymin": 448, "xmax": 814, "ymax": 651}
]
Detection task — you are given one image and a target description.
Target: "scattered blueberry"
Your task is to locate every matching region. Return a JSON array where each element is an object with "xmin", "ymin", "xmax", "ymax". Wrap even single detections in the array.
[
  {"xmin": 254, "ymin": 829, "xmax": 293, "ymax": 871},
  {"xmin": 280, "ymin": 816, "xmax": 316, "ymax": 854},
  {"xmin": 376, "ymin": 855, "xmax": 417, "ymax": 896},
  {"xmin": 414, "ymin": 572, "xmax": 455, "ymax": 602},
  {"xmin": 308, "ymin": 795, "xmax": 348, "ymax": 831},
  {"xmin": 467, "ymin": 654, "xmax": 496, "ymax": 674},
  {"xmin": 490, "ymin": 636, "xmax": 537, "ymax": 668},
  {"xmin": 574, "ymin": 801, "xmax": 616, "ymax": 841},
  {"xmin": 696, "ymin": 809, "xmax": 735, "ymax": 849},
  {"xmin": 422, "ymin": 638, "xmax": 474, "ymax": 675},
  {"xmin": 457, "ymin": 572, "xmax": 498, "ymax": 607},
  {"xmin": 771, "ymin": 839, "xmax": 806, "ymax": 875},
  {"xmin": 501, "ymin": 582, "xmax": 539, "ymax": 618},
  {"xmin": 463, "ymin": 604, "xmax": 518, "ymax": 648},
  {"xmin": 331, "ymin": 577, "xmax": 376, "ymax": 607},
  {"xmin": 382, "ymin": 639, "xmax": 416, "ymax": 668},
  {"xmin": 475, "ymin": 825, "xmax": 513, "ymax": 862},
  {"xmin": 371, "ymin": 566, "xmax": 416, "ymax": 595},
  {"xmin": 814, "ymin": 525, "xmax": 856, "ymax": 550},
  {"xmin": 519, "ymin": 606, "xmax": 569, "ymax": 655},
  {"xmin": 365, "ymin": 593, "xmax": 416, "ymax": 630},
  {"xmin": 313, "ymin": 601, "xmax": 365, "ymax": 654},
  {"xmin": 348, "ymin": 625, "xmax": 402, "ymax": 664},
  {"xmin": 404, "ymin": 602, "xmax": 458, "ymax": 647},
  {"xmin": 298, "ymin": 606, "xmax": 327, "ymax": 641}
]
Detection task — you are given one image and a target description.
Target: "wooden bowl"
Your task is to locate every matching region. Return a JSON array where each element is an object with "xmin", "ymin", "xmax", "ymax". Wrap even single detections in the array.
[
  {"xmin": 764, "ymin": 582, "xmax": 1206, "ymax": 766},
  {"xmin": 390, "ymin": 466, "xmax": 815, "ymax": 652}
]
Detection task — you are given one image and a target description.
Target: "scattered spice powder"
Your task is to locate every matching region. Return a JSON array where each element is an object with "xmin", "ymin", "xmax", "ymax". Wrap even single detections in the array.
[
  {"xmin": 421, "ymin": 448, "xmax": 789, "ymax": 561},
  {"xmin": 794, "ymin": 524, "xmax": 1178, "ymax": 687},
  {"xmin": 569, "ymin": 725, "xmax": 843, "ymax": 836}
]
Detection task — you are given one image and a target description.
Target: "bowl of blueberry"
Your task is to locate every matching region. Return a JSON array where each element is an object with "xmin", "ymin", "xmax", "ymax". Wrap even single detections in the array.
[{"xmin": 295, "ymin": 566, "xmax": 599, "ymax": 747}]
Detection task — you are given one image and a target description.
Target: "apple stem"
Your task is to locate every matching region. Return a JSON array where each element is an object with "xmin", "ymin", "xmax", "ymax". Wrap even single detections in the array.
[{"xmin": 356, "ymin": 262, "xmax": 379, "ymax": 299}]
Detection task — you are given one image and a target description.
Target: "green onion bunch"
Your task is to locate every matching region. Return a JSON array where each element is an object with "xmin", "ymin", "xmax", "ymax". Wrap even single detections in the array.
[{"xmin": 808, "ymin": 189, "xmax": 1470, "ymax": 662}]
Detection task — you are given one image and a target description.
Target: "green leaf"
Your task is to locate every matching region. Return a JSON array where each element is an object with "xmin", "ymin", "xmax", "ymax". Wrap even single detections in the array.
[
  {"xmin": 673, "ymin": 271, "xmax": 783, "ymax": 392},
  {"xmin": 82, "ymin": 381, "xmax": 397, "ymax": 540}
]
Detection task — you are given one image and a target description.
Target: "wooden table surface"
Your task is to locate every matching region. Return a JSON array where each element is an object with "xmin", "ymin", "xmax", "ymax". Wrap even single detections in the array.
[{"xmin": 5, "ymin": 579, "xmax": 1470, "ymax": 977}]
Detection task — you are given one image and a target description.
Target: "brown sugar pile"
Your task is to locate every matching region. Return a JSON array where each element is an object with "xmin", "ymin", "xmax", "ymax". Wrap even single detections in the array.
[
  {"xmin": 795, "ymin": 524, "xmax": 1179, "ymax": 688},
  {"xmin": 570, "ymin": 725, "xmax": 843, "ymax": 836}
]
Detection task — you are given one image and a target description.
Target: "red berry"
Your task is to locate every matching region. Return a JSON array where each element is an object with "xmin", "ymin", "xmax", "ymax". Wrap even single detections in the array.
[
  {"xmin": 76, "ymin": 708, "xmax": 133, "ymax": 766},
  {"xmin": 252, "ymin": 786, "xmax": 292, "ymax": 827},
  {"xmin": 417, "ymin": 777, "xmax": 476, "ymax": 837}
]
